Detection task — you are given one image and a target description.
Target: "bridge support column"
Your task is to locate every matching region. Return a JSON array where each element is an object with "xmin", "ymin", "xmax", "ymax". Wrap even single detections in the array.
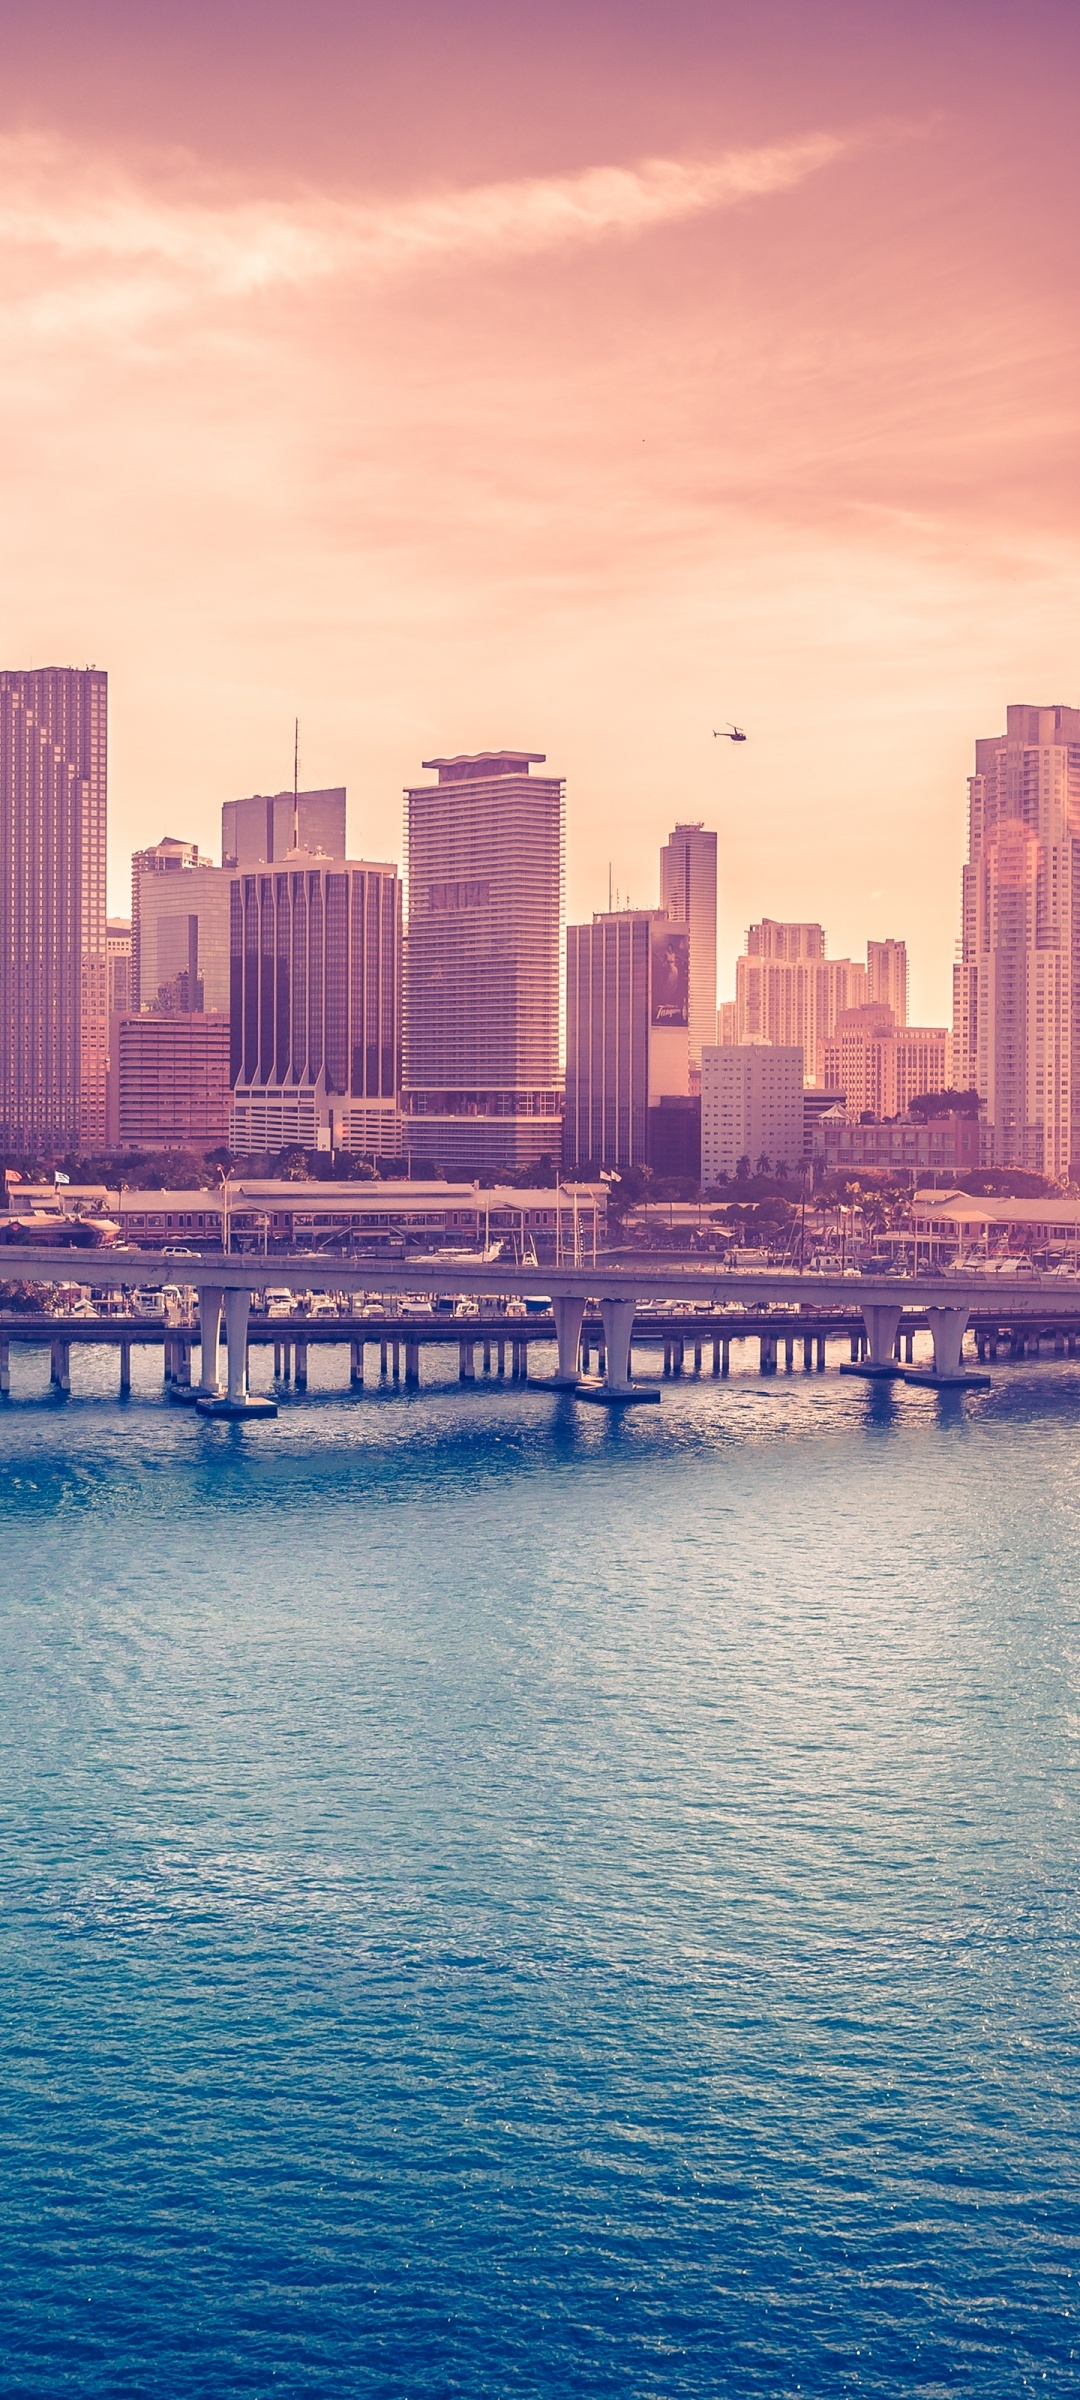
[
  {"xmin": 295, "ymin": 1338, "xmax": 308, "ymax": 1392},
  {"xmin": 197, "ymin": 1288, "xmax": 276, "ymax": 1417},
  {"xmin": 802, "ymin": 1334, "xmax": 813, "ymax": 1371},
  {"xmin": 815, "ymin": 1336, "xmax": 826, "ymax": 1370},
  {"xmin": 119, "ymin": 1338, "xmax": 131, "ymax": 1397},
  {"xmin": 551, "ymin": 1296, "xmax": 586, "ymax": 1387},
  {"xmin": 0, "ymin": 1336, "xmax": 8, "ymax": 1395},
  {"xmin": 722, "ymin": 1338, "xmax": 730, "ymax": 1375},
  {"xmin": 197, "ymin": 1287, "xmax": 224, "ymax": 1396},
  {"xmin": 459, "ymin": 1340, "xmax": 475, "ymax": 1381},
  {"xmin": 50, "ymin": 1337, "xmax": 70, "ymax": 1392},
  {"xmin": 350, "ymin": 1339, "xmax": 364, "ymax": 1387},
  {"xmin": 759, "ymin": 1333, "xmax": 776, "ymax": 1373},
  {"xmin": 785, "ymin": 1335, "xmax": 794, "ymax": 1371},
  {"xmin": 497, "ymin": 1338, "xmax": 505, "ymax": 1376},
  {"xmin": 842, "ymin": 1303, "xmax": 903, "ymax": 1381},
  {"xmin": 405, "ymin": 1340, "xmax": 420, "ymax": 1388},
  {"xmin": 904, "ymin": 1305, "xmax": 989, "ymax": 1389}
]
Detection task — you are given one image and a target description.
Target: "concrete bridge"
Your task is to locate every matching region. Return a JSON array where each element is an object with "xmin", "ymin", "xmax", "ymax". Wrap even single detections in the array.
[{"xmin": 4, "ymin": 1248, "xmax": 1080, "ymax": 1415}]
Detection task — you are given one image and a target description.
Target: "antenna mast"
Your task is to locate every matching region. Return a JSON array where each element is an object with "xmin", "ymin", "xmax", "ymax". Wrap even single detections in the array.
[{"xmin": 293, "ymin": 717, "xmax": 299, "ymax": 851}]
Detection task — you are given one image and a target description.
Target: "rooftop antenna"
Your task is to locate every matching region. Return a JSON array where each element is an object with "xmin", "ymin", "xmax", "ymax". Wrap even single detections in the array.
[
  {"xmin": 293, "ymin": 717, "xmax": 299, "ymax": 851},
  {"xmin": 608, "ymin": 862, "xmax": 613, "ymax": 913}
]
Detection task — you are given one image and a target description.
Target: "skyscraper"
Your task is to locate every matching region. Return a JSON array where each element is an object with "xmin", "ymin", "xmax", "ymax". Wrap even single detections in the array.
[
  {"xmin": 131, "ymin": 838, "xmax": 232, "ymax": 1013},
  {"xmin": 866, "ymin": 938, "xmax": 908, "ymax": 1025},
  {"xmin": 222, "ymin": 788, "xmax": 346, "ymax": 870},
  {"xmin": 732, "ymin": 922, "xmax": 908, "ymax": 1083},
  {"xmin": 659, "ymin": 822, "xmax": 717, "ymax": 1073},
  {"xmin": 229, "ymin": 855, "xmax": 401, "ymax": 1155},
  {"xmin": 0, "ymin": 666, "xmax": 107, "ymax": 1154},
  {"xmin": 403, "ymin": 752, "xmax": 564, "ymax": 1173},
  {"xmin": 564, "ymin": 909, "xmax": 691, "ymax": 1171},
  {"xmin": 952, "ymin": 704, "xmax": 1080, "ymax": 1178}
]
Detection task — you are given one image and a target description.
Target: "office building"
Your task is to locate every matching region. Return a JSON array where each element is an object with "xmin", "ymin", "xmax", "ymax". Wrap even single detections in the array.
[
  {"xmin": 564, "ymin": 909, "xmax": 691, "ymax": 1170},
  {"xmin": 403, "ymin": 752, "xmax": 564, "ymax": 1173},
  {"xmin": 701, "ymin": 1044, "xmax": 804, "ymax": 1182},
  {"xmin": 816, "ymin": 1111, "xmax": 981, "ymax": 1179},
  {"xmin": 222, "ymin": 787, "xmax": 346, "ymax": 870},
  {"xmin": 229, "ymin": 854, "xmax": 401, "ymax": 1156},
  {"xmin": 733, "ymin": 921, "xmax": 909, "ymax": 1082},
  {"xmin": 952, "ymin": 704, "xmax": 1080, "ymax": 1178},
  {"xmin": 131, "ymin": 838, "xmax": 231, "ymax": 1013},
  {"xmin": 821, "ymin": 1007, "xmax": 948, "ymax": 1122},
  {"xmin": 107, "ymin": 920, "xmax": 132, "ymax": 1019},
  {"xmin": 660, "ymin": 821, "xmax": 717, "ymax": 1073},
  {"xmin": 0, "ymin": 665, "xmax": 108, "ymax": 1153},
  {"xmin": 109, "ymin": 1011, "xmax": 231, "ymax": 1150}
]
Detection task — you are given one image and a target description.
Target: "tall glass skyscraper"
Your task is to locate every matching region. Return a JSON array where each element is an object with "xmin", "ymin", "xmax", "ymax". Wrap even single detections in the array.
[
  {"xmin": 402, "ymin": 751, "xmax": 564, "ymax": 1173},
  {"xmin": 0, "ymin": 666, "xmax": 107, "ymax": 1154},
  {"xmin": 228, "ymin": 856, "xmax": 401, "ymax": 1156},
  {"xmin": 660, "ymin": 821, "xmax": 717, "ymax": 1074}
]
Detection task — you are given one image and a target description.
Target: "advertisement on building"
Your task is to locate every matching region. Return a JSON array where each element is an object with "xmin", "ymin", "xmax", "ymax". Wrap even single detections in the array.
[{"xmin": 651, "ymin": 926, "xmax": 689, "ymax": 1027}]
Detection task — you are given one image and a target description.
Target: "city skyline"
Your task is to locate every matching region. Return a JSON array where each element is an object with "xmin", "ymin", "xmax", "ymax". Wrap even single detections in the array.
[{"xmin": 3, "ymin": 2, "xmax": 1080, "ymax": 1023}]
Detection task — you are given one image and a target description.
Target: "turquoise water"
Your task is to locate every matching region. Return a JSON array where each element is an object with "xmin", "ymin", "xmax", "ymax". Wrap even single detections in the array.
[{"xmin": 0, "ymin": 1340, "xmax": 1076, "ymax": 2395}]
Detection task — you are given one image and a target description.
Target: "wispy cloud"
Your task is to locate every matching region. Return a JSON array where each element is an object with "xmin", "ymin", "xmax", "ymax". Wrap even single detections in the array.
[{"xmin": 0, "ymin": 129, "xmax": 849, "ymax": 309}]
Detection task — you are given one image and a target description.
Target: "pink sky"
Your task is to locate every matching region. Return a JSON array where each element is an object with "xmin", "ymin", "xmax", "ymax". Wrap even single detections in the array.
[{"xmin": 1, "ymin": 0, "xmax": 1078, "ymax": 1021}]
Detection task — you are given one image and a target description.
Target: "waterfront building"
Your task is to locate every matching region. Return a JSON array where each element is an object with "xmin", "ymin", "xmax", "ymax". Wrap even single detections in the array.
[
  {"xmin": 700, "ymin": 1044, "xmax": 804, "ymax": 1182},
  {"xmin": 131, "ymin": 838, "xmax": 231, "ymax": 1013},
  {"xmin": 951, "ymin": 703, "xmax": 1080, "ymax": 1178},
  {"xmin": 229, "ymin": 855, "xmax": 401, "ymax": 1156},
  {"xmin": 0, "ymin": 665, "xmax": 108, "ymax": 1154},
  {"xmin": 733, "ymin": 921, "xmax": 909, "ymax": 1082},
  {"xmin": 660, "ymin": 822, "xmax": 717, "ymax": 1074},
  {"xmin": 109, "ymin": 1011, "xmax": 231, "ymax": 1150},
  {"xmin": 403, "ymin": 752, "xmax": 564, "ymax": 1174},
  {"xmin": 564, "ymin": 908, "xmax": 691, "ymax": 1170},
  {"xmin": 107, "ymin": 1178, "xmax": 607, "ymax": 1253},
  {"xmin": 821, "ymin": 1007, "xmax": 948, "ymax": 1122},
  {"xmin": 816, "ymin": 1111, "xmax": 981, "ymax": 1179},
  {"xmin": 222, "ymin": 788, "xmax": 347, "ymax": 870}
]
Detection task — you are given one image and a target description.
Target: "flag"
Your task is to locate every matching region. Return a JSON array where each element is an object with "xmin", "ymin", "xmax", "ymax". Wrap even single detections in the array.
[{"xmin": 54, "ymin": 1171, "xmax": 70, "ymax": 1186}]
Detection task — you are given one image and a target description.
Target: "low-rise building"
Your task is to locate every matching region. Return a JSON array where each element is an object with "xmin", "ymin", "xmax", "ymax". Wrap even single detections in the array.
[
  {"xmin": 108, "ymin": 1179, "xmax": 607, "ymax": 1255},
  {"xmin": 817, "ymin": 1111, "xmax": 982, "ymax": 1178}
]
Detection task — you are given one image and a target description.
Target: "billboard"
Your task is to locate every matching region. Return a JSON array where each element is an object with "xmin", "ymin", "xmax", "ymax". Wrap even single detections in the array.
[{"xmin": 651, "ymin": 925, "xmax": 689, "ymax": 1027}]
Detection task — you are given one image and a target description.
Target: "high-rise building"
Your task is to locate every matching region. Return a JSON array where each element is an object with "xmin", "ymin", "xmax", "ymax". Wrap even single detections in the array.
[
  {"xmin": 403, "ymin": 752, "xmax": 564, "ymax": 1173},
  {"xmin": 229, "ymin": 855, "xmax": 401, "ymax": 1156},
  {"xmin": 660, "ymin": 822, "xmax": 717, "ymax": 1073},
  {"xmin": 867, "ymin": 938, "xmax": 908, "ymax": 1025},
  {"xmin": 564, "ymin": 909, "xmax": 691, "ymax": 1170},
  {"xmin": 106, "ymin": 920, "xmax": 132, "ymax": 1019},
  {"xmin": 109, "ymin": 1012, "xmax": 231, "ymax": 1150},
  {"xmin": 952, "ymin": 704, "xmax": 1080, "ymax": 1178},
  {"xmin": 700, "ymin": 1045, "xmax": 804, "ymax": 1183},
  {"xmin": 821, "ymin": 1005, "xmax": 948, "ymax": 1122},
  {"xmin": 0, "ymin": 666, "xmax": 107, "ymax": 1154},
  {"xmin": 222, "ymin": 787, "xmax": 346, "ymax": 870},
  {"xmin": 131, "ymin": 838, "xmax": 231, "ymax": 1013},
  {"xmin": 732, "ymin": 922, "xmax": 909, "ymax": 1082}
]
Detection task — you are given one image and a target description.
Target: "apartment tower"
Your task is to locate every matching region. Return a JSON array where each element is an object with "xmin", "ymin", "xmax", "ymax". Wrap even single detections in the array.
[
  {"xmin": 403, "ymin": 752, "xmax": 564, "ymax": 1173},
  {"xmin": 952, "ymin": 703, "xmax": 1080, "ymax": 1177},
  {"xmin": 229, "ymin": 855, "xmax": 401, "ymax": 1156},
  {"xmin": 0, "ymin": 666, "xmax": 107, "ymax": 1153},
  {"xmin": 659, "ymin": 821, "xmax": 717, "ymax": 1073}
]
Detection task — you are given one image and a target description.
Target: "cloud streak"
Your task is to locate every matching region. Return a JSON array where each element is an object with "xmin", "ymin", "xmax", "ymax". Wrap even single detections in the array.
[{"xmin": 0, "ymin": 129, "xmax": 848, "ymax": 309}]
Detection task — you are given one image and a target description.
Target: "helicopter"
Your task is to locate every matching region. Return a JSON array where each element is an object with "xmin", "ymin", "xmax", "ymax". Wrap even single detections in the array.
[{"xmin": 713, "ymin": 723, "xmax": 747, "ymax": 741}]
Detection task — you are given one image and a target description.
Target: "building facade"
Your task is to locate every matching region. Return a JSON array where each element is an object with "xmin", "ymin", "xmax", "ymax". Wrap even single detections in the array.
[
  {"xmin": 816, "ymin": 1110, "xmax": 981, "ymax": 1179},
  {"xmin": 0, "ymin": 665, "xmax": 108, "ymax": 1154},
  {"xmin": 132, "ymin": 839, "xmax": 231, "ymax": 1013},
  {"xmin": 107, "ymin": 919, "xmax": 132, "ymax": 1019},
  {"xmin": 403, "ymin": 752, "xmax": 564, "ymax": 1172},
  {"xmin": 951, "ymin": 703, "xmax": 1080, "ymax": 1179},
  {"xmin": 110, "ymin": 1011, "xmax": 231, "ymax": 1149},
  {"xmin": 229, "ymin": 856, "xmax": 401, "ymax": 1155},
  {"xmin": 564, "ymin": 909, "xmax": 691, "ymax": 1170},
  {"xmin": 659, "ymin": 821, "xmax": 717, "ymax": 1074},
  {"xmin": 821, "ymin": 1007, "xmax": 948, "ymax": 1121},
  {"xmin": 733, "ymin": 921, "xmax": 909, "ymax": 1083},
  {"xmin": 700, "ymin": 1044, "xmax": 804, "ymax": 1183},
  {"xmin": 222, "ymin": 788, "xmax": 347, "ymax": 871}
]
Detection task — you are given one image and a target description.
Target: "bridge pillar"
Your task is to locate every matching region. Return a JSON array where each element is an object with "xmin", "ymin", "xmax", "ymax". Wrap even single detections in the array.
[
  {"xmin": 0, "ymin": 1336, "xmax": 8, "ymax": 1395},
  {"xmin": 759, "ymin": 1333, "xmax": 776, "ymax": 1373},
  {"xmin": 459, "ymin": 1339, "xmax": 475, "ymax": 1381},
  {"xmin": 197, "ymin": 1287, "xmax": 225, "ymax": 1395},
  {"xmin": 350, "ymin": 1338, "xmax": 364, "ymax": 1387},
  {"xmin": 722, "ymin": 1338, "xmax": 730, "ymax": 1375},
  {"xmin": 815, "ymin": 1336, "xmax": 826, "ymax": 1370},
  {"xmin": 119, "ymin": 1338, "xmax": 131, "ymax": 1397},
  {"xmin": 224, "ymin": 1289, "xmax": 250, "ymax": 1401},
  {"xmin": 842, "ymin": 1303, "xmax": 903, "ymax": 1381},
  {"xmin": 551, "ymin": 1296, "xmax": 586, "ymax": 1386},
  {"xmin": 50, "ymin": 1338, "xmax": 71, "ymax": 1393},
  {"xmin": 405, "ymin": 1340, "xmax": 420, "ymax": 1388},
  {"xmin": 600, "ymin": 1297, "xmax": 638, "ymax": 1393},
  {"xmin": 295, "ymin": 1338, "xmax": 308, "ymax": 1392},
  {"xmin": 802, "ymin": 1334, "xmax": 813, "ymax": 1371},
  {"xmin": 905, "ymin": 1304, "xmax": 989, "ymax": 1388}
]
